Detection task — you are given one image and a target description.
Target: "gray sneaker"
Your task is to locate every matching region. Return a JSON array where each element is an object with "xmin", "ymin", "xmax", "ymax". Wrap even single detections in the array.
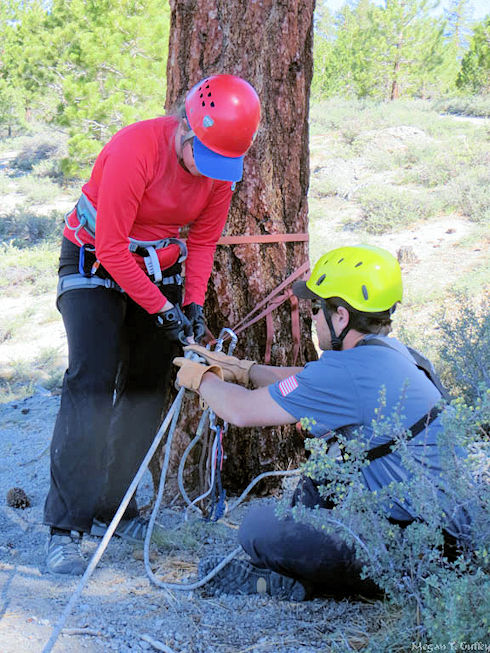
[
  {"xmin": 91, "ymin": 516, "xmax": 163, "ymax": 544},
  {"xmin": 46, "ymin": 531, "xmax": 87, "ymax": 575},
  {"xmin": 198, "ymin": 556, "xmax": 309, "ymax": 601}
]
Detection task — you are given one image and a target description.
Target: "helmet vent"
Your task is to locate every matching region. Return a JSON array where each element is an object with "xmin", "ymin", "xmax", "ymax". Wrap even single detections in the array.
[
  {"xmin": 355, "ymin": 261, "xmax": 363, "ymax": 267},
  {"xmin": 316, "ymin": 274, "xmax": 326, "ymax": 286},
  {"xmin": 362, "ymin": 285, "xmax": 369, "ymax": 300},
  {"xmin": 338, "ymin": 258, "xmax": 344, "ymax": 263}
]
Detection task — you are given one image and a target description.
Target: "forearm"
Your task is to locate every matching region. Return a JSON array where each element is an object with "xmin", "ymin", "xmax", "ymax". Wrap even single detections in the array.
[
  {"xmin": 198, "ymin": 372, "xmax": 296, "ymax": 427},
  {"xmin": 249, "ymin": 365, "xmax": 304, "ymax": 388}
]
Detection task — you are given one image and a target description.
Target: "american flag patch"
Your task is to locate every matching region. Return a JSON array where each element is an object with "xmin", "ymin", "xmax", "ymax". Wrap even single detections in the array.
[{"xmin": 278, "ymin": 375, "xmax": 299, "ymax": 397}]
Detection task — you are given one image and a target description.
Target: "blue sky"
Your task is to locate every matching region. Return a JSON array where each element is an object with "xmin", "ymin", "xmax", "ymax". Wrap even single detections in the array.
[{"xmin": 322, "ymin": 0, "xmax": 489, "ymax": 21}]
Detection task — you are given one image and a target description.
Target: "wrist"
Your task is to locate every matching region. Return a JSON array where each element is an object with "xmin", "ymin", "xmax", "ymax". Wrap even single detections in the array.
[{"xmin": 159, "ymin": 300, "xmax": 174, "ymax": 313}]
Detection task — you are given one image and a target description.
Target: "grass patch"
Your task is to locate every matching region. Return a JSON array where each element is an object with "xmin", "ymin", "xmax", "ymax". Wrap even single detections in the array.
[
  {"xmin": 0, "ymin": 171, "xmax": 12, "ymax": 195},
  {"xmin": 346, "ymin": 184, "xmax": 445, "ymax": 233},
  {"xmin": 0, "ymin": 209, "xmax": 62, "ymax": 248},
  {"xmin": 0, "ymin": 346, "xmax": 65, "ymax": 402},
  {"xmin": 432, "ymin": 94, "xmax": 490, "ymax": 118},
  {"xmin": 14, "ymin": 175, "xmax": 64, "ymax": 205},
  {"xmin": 0, "ymin": 241, "xmax": 59, "ymax": 295},
  {"xmin": 0, "ymin": 307, "xmax": 36, "ymax": 344}
]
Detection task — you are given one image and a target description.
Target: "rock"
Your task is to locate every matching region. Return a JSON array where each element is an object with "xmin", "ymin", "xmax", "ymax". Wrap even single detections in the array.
[
  {"xmin": 6, "ymin": 487, "xmax": 31, "ymax": 509},
  {"xmin": 397, "ymin": 246, "xmax": 419, "ymax": 264}
]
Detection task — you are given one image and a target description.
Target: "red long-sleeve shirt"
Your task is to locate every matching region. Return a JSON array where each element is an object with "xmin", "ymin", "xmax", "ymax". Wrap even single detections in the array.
[{"xmin": 63, "ymin": 117, "xmax": 233, "ymax": 313}]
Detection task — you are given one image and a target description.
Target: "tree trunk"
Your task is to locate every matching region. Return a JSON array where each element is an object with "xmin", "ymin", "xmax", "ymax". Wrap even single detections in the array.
[
  {"xmin": 156, "ymin": 0, "xmax": 317, "ymax": 502},
  {"xmin": 390, "ymin": 35, "xmax": 402, "ymax": 100}
]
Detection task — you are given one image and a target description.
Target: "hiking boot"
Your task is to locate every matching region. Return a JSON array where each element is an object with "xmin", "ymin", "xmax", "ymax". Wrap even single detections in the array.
[
  {"xmin": 90, "ymin": 516, "xmax": 164, "ymax": 544},
  {"xmin": 198, "ymin": 556, "xmax": 309, "ymax": 601},
  {"xmin": 46, "ymin": 530, "xmax": 87, "ymax": 575}
]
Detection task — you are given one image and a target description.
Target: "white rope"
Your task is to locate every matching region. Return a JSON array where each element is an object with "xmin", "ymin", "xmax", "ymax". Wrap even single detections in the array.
[
  {"xmin": 177, "ymin": 408, "xmax": 209, "ymax": 514},
  {"xmin": 225, "ymin": 468, "xmax": 301, "ymax": 514}
]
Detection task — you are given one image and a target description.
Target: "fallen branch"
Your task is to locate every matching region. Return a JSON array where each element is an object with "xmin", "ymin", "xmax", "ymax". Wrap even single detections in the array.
[
  {"xmin": 140, "ymin": 633, "xmax": 177, "ymax": 653},
  {"xmin": 62, "ymin": 627, "xmax": 100, "ymax": 637}
]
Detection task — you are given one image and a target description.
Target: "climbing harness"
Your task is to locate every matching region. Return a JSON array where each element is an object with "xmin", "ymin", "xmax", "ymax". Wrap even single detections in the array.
[
  {"xmin": 353, "ymin": 336, "xmax": 448, "ymax": 462},
  {"xmin": 60, "ymin": 193, "xmax": 187, "ymax": 304}
]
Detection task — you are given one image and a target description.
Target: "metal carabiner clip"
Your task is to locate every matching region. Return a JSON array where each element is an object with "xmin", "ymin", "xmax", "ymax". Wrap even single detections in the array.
[{"xmin": 214, "ymin": 328, "xmax": 238, "ymax": 355}]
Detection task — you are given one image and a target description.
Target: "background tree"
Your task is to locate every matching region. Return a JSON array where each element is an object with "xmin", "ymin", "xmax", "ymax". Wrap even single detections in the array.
[
  {"xmin": 162, "ymin": 0, "xmax": 317, "ymax": 495},
  {"xmin": 46, "ymin": 0, "xmax": 171, "ymax": 177},
  {"xmin": 312, "ymin": 0, "xmax": 462, "ymax": 100},
  {"xmin": 0, "ymin": 0, "xmax": 170, "ymax": 175},
  {"xmin": 0, "ymin": 0, "xmax": 51, "ymax": 124},
  {"xmin": 456, "ymin": 15, "xmax": 490, "ymax": 93}
]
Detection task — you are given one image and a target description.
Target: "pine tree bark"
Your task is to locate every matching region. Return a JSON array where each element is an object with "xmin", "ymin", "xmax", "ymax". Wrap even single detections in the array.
[{"xmin": 157, "ymin": 0, "xmax": 317, "ymax": 499}]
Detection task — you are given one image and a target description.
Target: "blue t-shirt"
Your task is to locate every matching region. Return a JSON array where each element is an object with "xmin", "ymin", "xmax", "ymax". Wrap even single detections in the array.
[{"xmin": 269, "ymin": 336, "xmax": 466, "ymax": 533}]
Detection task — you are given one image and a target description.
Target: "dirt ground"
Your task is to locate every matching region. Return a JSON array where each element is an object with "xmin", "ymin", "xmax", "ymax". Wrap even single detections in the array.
[{"xmin": 0, "ymin": 391, "xmax": 387, "ymax": 653}]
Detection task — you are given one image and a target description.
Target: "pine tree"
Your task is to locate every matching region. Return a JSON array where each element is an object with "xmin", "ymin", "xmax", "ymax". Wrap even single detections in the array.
[
  {"xmin": 456, "ymin": 15, "xmax": 490, "ymax": 93},
  {"xmin": 46, "ymin": 0, "xmax": 171, "ymax": 176}
]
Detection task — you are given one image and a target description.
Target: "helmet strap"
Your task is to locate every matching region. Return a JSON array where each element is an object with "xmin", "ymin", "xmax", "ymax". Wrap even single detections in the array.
[
  {"xmin": 322, "ymin": 302, "xmax": 350, "ymax": 351},
  {"xmin": 176, "ymin": 121, "xmax": 195, "ymax": 173}
]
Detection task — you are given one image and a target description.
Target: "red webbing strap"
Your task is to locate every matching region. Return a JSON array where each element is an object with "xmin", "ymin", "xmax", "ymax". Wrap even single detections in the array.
[
  {"xmin": 232, "ymin": 260, "xmax": 310, "ymax": 334},
  {"xmin": 265, "ymin": 311, "xmax": 274, "ymax": 364},
  {"xmin": 217, "ymin": 233, "xmax": 309, "ymax": 245},
  {"xmin": 289, "ymin": 293, "xmax": 300, "ymax": 365},
  {"xmin": 211, "ymin": 261, "xmax": 310, "ymax": 363},
  {"xmin": 262, "ymin": 289, "xmax": 300, "ymax": 365}
]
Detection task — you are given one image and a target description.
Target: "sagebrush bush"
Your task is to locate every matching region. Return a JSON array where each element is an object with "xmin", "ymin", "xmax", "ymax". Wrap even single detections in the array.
[
  {"xmin": 0, "ymin": 209, "xmax": 62, "ymax": 247},
  {"xmin": 11, "ymin": 138, "xmax": 61, "ymax": 172},
  {"xmin": 436, "ymin": 295, "xmax": 489, "ymax": 403},
  {"xmin": 432, "ymin": 95, "xmax": 490, "ymax": 119},
  {"xmin": 284, "ymin": 390, "xmax": 489, "ymax": 647},
  {"xmin": 448, "ymin": 168, "xmax": 490, "ymax": 223},
  {"xmin": 348, "ymin": 185, "xmax": 444, "ymax": 233}
]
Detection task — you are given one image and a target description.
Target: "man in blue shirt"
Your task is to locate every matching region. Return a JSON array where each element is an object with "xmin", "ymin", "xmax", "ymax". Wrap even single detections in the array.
[{"xmin": 174, "ymin": 245, "xmax": 465, "ymax": 601}]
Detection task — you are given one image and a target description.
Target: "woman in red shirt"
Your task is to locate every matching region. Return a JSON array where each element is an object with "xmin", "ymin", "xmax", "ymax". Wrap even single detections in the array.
[{"xmin": 44, "ymin": 75, "xmax": 261, "ymax": 575}]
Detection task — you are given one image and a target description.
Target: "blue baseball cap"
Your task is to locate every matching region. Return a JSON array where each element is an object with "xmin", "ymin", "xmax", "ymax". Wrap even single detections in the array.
[{"xmin": 192, "ymin": 135, "xmax": 244, "ymax": 182}]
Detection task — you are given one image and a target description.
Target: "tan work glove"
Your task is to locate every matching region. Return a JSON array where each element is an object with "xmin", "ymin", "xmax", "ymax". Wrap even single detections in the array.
[
  {"xmin": 183, "ymin": 344, "xmax": 256, "ymax": 385},
  {"xmin": 173, "ymin": 358, "xmax": 224, "ymax": 392}
]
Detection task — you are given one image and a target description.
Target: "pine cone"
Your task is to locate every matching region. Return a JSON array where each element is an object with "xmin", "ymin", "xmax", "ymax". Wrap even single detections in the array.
[{"xmin": 6, "ymin": 487, "xmax": 31, "ymax": 509}]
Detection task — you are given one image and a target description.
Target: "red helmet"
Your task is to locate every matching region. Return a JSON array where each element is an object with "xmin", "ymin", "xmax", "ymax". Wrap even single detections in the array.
[{"xmin": 185, "ymin": 74, "xmax": 261, "ymax": 182}]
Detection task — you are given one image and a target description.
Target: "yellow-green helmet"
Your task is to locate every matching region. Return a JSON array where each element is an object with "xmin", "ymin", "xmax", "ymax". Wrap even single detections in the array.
[{"xmin": 293, "ymin": 245, "xmax": 402, "ymax": 312}]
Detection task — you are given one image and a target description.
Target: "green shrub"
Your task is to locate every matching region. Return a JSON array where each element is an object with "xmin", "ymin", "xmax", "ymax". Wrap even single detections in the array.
[
  {"xmin": 347, "ymin": 185, "xmax": 444, "ymax": 233},
  {"xmin": 284, "ymin": 390, "xmax": 489, "ymax": 648},
  {"xmin": 432, "ymin": 95, "xmax": 490, "ymax": 118},
  {"xmin": 0, "ymin": 209, "xmax": 62, "ymax": 247},
  {"xmin": 436, "ymin": 295, "xmax": 489, "ymax": 403}
]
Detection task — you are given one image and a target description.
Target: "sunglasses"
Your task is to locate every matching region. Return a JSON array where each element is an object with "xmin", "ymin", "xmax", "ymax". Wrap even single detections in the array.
[{"xmin": 311, "ymin": 299, "xmax": 324, "ymax": 316}]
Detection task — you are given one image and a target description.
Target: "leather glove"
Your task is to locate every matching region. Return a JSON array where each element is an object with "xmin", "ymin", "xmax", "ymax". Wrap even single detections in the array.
[
  {"xmin": 156, "ymin": 305, "xmax": 193, "ymax": 345},
  {"xmin": 173, "ymin": 358, "xmax": 224, "ymax": 392},
  {"xmin": 183, "ymin": 303, "xmax": 206, "ymax": 343},
  {"xmin": 183, "ymin": 344, "xmax": 256, "ymax": 385}
]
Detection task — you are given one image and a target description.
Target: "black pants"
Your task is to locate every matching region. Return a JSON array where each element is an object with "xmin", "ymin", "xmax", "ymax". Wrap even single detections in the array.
[
  {"xmin": 238, "ymin": 477, "xmax": 380, "ymax": 597},
  {"xmin": 44, "ymin": 238, "xmax": 181, "ymax": 532}
]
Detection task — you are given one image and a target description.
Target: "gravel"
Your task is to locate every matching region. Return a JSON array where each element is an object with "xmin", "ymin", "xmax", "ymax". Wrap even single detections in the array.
[{"xmin": 0, "ymin": 389, "xmax": 382, "ymax": 653}]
